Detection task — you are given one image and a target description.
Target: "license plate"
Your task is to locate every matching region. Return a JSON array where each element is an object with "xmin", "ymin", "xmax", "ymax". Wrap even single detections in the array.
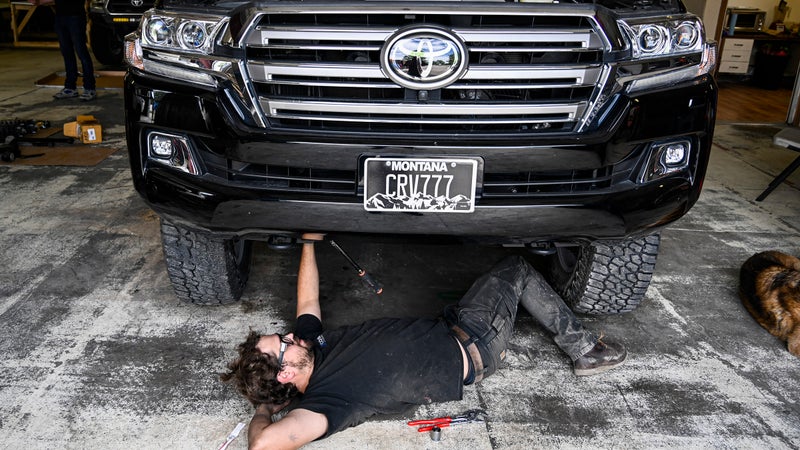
[{"xmin": 364, "ymin": 157, "xmax": 478, "ymax": 213}]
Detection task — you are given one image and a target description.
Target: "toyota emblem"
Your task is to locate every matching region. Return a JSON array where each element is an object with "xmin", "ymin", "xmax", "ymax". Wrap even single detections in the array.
[
  {"xmin": 381, "ymin": 27, "xmax": 467, "ymax": 90},
  {"xmin": 131, "ymin": 0, "xmax": 144, "ymax": 6}
]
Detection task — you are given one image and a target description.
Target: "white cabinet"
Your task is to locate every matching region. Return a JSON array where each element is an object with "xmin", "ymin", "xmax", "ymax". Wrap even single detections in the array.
[{"xmin": 718, "ymin": 38, "xmax": 754, "ymax": 74}]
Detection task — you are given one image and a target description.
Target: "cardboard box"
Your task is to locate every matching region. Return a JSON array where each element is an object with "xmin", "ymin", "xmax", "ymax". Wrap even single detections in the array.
[{"xmin": 63, "ymin": 115, "xmax": 103, "ymax": 144}]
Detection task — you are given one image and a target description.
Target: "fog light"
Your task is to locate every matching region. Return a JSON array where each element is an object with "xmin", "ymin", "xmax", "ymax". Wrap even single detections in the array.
[
  {"xmin": 146, "ymin": 132, "xmax": 200, "ymax": 175},
  {"xmin": 149, "ymin": 134, "xmax": 174, "ymax": 157},
  {"xmin": 662, "ymin": 143, "xmax": 687, "ymax": 166},
  {"xmin": 640, "ymin": 140, "xmax": 691, "ymax": 183}
]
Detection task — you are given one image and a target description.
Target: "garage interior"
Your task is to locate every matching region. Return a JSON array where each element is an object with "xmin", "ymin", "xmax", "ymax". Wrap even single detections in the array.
[{"xmin": 1, "ymin": 4, "xmax": 800, "ymax": 449}]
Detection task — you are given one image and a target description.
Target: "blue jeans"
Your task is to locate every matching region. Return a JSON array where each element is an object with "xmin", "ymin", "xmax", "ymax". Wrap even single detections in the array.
[
  {"xmin": 444, "ymin": 256, "xmax": 597, "ymax": 379},
  {"xmin": 54, "ymin": 15, "xmax": 95, "ymax": 91}
]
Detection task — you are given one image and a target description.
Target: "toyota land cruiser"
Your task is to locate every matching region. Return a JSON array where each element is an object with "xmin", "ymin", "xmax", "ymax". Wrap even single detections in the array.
[{"xmin": 123, "ymin": 0, "xmax": 717, "ymax": 314}]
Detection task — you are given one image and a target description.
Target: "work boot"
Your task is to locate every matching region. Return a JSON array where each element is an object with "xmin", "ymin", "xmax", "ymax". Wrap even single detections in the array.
[
  {"xmin": 573, "ymin": 339, "xmax": 627, "ymax": 376},
  {"xmin": 53, "ymin": 88, "xmax": 78, "ymax": 99}
]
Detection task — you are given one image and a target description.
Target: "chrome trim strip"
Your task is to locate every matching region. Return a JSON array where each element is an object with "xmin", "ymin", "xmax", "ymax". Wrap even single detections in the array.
[
  {"xmin": 249, "ymin": 62, "xmax": 385, "ymax": 80},
  {"xmin": 267, "ymin": 79, "xmax": 401, "ymax": 89},
  {"xmin": 456, "ymin": 29, "xmax": 602, "ymax": 47},
  {"xmin": 249, "ymin": 27, "xmax": 394, "ymax": 46},
  {"xmin": 463, "ymin": 66, "xmax": 600, "ymax": 83},
  {"xmin": 263, "ymin": 99, "xmax": 582, "ymax": 118},
  {"xmin": 268, "ymin": 114, "xmax": 579, "ymax": 125}
]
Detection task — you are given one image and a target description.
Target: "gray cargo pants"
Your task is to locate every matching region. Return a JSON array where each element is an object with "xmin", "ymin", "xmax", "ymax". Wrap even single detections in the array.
[{"xmin": 444, "ymin": 256, "xmax": 597, "ymax": 381}]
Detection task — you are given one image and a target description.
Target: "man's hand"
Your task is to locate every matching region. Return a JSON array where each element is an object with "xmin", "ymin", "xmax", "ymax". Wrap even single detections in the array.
[{"xmin": 300, "ymin": 233, "xmax": 325, "ymax": 242}]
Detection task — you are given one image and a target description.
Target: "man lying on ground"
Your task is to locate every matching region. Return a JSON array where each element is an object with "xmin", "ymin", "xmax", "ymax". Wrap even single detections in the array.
[{"xmin": 221, "ymin": 234, "xmax": 626, "ymax": 449}]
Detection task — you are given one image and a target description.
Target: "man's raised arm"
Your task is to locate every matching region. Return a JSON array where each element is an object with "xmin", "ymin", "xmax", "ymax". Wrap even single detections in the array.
[{"xmin": 296, "ymin": 233, "xmax": 324, "ymax": 320}]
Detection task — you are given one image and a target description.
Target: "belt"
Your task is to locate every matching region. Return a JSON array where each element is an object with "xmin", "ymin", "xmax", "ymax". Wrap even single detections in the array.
[{"xmin": 450, "ymin": 324, "xmax": 486, "ymax": 383}]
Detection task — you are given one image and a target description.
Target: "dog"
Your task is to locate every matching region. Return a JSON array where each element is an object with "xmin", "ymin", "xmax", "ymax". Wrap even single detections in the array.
[{"xmin": 739, "ymin": 251, "xmax": 800, "ymax": 357}]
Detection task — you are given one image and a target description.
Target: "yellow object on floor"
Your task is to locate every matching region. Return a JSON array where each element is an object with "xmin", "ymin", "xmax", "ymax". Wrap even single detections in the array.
[{"xmin": 64, "ymin": 115, "xmax": 103, "ymax": 144}]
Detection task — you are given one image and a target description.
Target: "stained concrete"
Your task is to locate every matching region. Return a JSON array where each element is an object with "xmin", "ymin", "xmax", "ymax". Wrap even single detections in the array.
[{"xmin": 1, "ymin": 47, "xmax": 799, "ymax": 449}]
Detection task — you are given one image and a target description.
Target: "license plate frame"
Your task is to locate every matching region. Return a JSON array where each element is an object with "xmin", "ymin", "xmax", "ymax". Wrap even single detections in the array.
[{"xmin": 363, "ymin": 157, "xmax": 478, "ymax": 213}]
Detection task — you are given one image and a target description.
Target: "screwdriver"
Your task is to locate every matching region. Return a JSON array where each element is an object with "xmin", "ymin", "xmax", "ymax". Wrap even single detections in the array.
[{"xmin": 329, "ymin": 239, "xmax": 383, "ymax": 295}]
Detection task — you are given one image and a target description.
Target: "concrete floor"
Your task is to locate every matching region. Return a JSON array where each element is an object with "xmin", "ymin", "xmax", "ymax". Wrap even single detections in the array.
[{"xmin": 1, "ymin": 47, "xmax": 800, "ymax": 449}]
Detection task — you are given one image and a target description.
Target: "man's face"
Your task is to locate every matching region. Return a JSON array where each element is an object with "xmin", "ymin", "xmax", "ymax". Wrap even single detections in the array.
[{"xmin": 256, "ymin": 333, "xmax": 314, "ymax": 381}]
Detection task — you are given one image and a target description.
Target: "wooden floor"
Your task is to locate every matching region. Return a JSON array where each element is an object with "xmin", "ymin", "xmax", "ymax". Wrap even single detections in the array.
[{"xmin": 717, "ymin": 79, "xmax": 792, "ymax": 123}]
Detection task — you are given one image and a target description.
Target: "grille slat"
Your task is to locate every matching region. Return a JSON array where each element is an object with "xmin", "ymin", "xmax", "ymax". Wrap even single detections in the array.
[
  {"xmin": 249, "ymin": 62, "xmax": 385, "ymax": 80},
  {"xmin": 248, "ymin": 26, "xmax": 394, "ymax": 46},
  {"xmin": 483, "ymin": 167, "xmax": 616, "ymax": 196},
  {"xmin": 273, "ymin": 113, "xmax": 574, "ymax": 125},
  {"xmin": 243, "ymin": 10, "xmax": 607, "ymax": 134},
  {"xmin": 200, "ymin": 148, "xmax": 623, "ymax": 197},
  {"xmin": 266, "ymin": 100, "xmax": 581, "ymax": 118}
]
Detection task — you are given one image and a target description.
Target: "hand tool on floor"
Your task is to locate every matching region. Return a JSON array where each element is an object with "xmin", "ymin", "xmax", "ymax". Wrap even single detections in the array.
[
  {"xmin": 217, "ymin": 422, "xmax": 245, "ymax": 450},
  {"xmin": 329, "ymin": 239, "xmax": 383, "ymax": 295},
  {"xmin": 407, "ymin": 409, "xmax": 487, "ymax": 433}
]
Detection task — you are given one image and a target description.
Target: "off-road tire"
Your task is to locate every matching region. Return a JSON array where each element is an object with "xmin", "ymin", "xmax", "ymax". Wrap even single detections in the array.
[
  {"xmin": 547, "ymin": 233, "xmax": 661, "ymax": 315},
  {"xmin": 160, "ymin": 219, "xmax": 253, "ymax": 305},
  {"xmin": 89, "ymin": 23, "xmax": 123, "ymax": 66}
]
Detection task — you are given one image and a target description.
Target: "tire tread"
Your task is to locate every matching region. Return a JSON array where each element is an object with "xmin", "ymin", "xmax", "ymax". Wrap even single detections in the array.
[
  {"xmin": 160, "ymin": 220, "xmax": 251, "ymax": 305},
  {"xmin": 557, "ymin": 233, "xmax": 661, "ymax": 315}
]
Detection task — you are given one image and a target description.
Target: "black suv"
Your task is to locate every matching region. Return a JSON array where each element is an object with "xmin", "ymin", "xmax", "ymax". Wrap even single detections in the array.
[
  {"xmin": 123, "ymin": 0, "xmax": 717, "ymax": 313},
  {"xmin": 89, "ymin": 0, "xmax": 155, "ymax": 65}
]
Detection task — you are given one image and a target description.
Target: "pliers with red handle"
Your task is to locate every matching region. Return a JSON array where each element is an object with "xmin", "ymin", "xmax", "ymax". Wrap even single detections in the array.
[{"xmin": 407, "ymin": 409, "xmax": 486, "ymax": 432}]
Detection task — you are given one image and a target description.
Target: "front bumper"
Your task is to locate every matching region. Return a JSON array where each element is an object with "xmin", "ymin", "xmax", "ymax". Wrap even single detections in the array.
[{"xmin": 124, "ymin": 73, "xmax": 716, "ymax": 243}]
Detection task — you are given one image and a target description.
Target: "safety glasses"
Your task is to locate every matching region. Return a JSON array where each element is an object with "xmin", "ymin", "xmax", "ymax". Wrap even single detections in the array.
[{"xmin": 277, "ymin": 334, "xmax": 294, "ymax": 367}]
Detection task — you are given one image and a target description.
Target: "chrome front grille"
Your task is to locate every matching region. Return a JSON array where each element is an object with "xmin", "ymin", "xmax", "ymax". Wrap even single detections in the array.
[{"xmin": 242, "ymin": 8, "xmax": 608, "ymax": 134}]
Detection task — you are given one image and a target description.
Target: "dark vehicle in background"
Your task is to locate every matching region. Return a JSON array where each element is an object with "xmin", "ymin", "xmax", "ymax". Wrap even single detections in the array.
[
  {"xmin": 123, "ymin": 0, "xmax": 717, "ymax": 314},
  {"xmin": 89, "ymin": 0, "xmax": 154, "ymax": 65}
]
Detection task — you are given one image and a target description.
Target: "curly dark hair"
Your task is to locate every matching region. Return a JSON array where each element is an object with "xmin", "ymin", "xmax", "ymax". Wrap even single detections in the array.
[{"xmin": 220, "ymin": 330, "xmax": 301, "ymax": 407}]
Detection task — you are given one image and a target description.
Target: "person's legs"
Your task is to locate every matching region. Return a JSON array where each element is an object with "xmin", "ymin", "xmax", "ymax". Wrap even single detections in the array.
[
  {"xmin": 54, "ymin": 16, "xmax": 78, "ymax": 91},
  {"xmin": 446, "ymin": 255, "xmax": 626, "ymax": 377},
  {"xmin": 444, "ymin": 256, "xmax": 527, "ymax": 380},
  {"xmin": 66, "ymin": 16, "xmax": 95, "ymax": 92},
  {"xmin": 515, "ymin": 259, "xmax": 627, "ymax": 375},
  {"xmin": 516, "ymin": 261, "xmax": 597, "ymax": 360}
]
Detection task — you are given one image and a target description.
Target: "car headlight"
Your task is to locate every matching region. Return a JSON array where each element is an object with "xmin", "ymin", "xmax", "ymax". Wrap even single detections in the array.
[
  {"xmin": 621, "ymin": 17, "xmax": 704, "ymax": 59},
  {"xmin": 145, "ymin": 17, "xmax": 171, "ymax": 45},
  {"xmin": 178, "ymin": 21, "xmax": 208, "ymax": 50},
  {"xmin": 139, "ymin": 11, "xmax": 226, "ymax": 54}
]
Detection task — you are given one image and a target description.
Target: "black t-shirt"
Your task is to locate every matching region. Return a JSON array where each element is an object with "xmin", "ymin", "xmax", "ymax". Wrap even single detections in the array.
[{"xmin": 291, "ymin": 314, "xmax": 464, "ymax": 438}]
